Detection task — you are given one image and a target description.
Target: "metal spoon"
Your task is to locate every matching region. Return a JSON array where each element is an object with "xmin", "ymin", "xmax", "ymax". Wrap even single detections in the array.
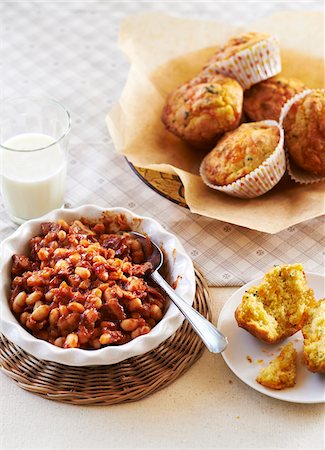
[{"xmin": 130, "ymin": 232, "xmax": 228, "ymax": 353}]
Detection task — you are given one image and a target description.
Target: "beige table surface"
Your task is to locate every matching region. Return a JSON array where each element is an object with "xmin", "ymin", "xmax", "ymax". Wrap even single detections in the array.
[
  {"xmin": 0, "ymin": 287, "xmax": 323, "ymax": 450},
  {"xmin": 0, "ymin": 2, "xmax": 324, "ymax": 449}
]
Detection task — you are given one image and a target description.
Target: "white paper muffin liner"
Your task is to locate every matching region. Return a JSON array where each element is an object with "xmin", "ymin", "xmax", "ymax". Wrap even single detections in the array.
[
  {"xmin": 279, "ymin": 88, "xmax": 325, "ymax": 185},
  {"xmin": 203, "ymin": 35, "xmax": 281, "ymax": 90},
  {"xmin": 200, "ymin": 120, "xmax": 286, "ymax": 199}
]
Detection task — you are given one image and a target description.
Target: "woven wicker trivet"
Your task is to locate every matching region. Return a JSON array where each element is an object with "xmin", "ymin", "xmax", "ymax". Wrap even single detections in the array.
[{"xmin": 0, "ymin": 268, "xmax": 211, "ymax": 405}]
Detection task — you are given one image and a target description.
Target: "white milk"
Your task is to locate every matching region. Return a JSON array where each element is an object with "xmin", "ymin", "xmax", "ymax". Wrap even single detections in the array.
[{"xmin": 1, "ymin": 133, "xmax": 67, "ymax": 221}]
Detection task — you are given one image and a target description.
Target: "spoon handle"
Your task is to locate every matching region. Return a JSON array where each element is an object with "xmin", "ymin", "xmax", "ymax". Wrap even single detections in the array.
[{"xmin": 151, "ymin": 271, "xmax": 228, "ymax": 353}]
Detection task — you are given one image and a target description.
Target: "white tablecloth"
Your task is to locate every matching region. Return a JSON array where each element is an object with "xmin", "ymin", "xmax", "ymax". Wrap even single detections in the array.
[{"xmin": 1, "ymin": 1, "xmax": 324, "ymax": 287}]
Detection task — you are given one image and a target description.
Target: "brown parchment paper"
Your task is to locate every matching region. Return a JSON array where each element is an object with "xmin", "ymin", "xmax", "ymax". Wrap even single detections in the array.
[{"xmin": 106, "ymin": 12, "xmax": 325, "ymax": 233}]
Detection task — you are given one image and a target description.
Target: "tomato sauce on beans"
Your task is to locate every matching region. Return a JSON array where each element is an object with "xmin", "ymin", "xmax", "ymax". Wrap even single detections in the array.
[{"xmin": 9, "ymin": 213, "xmax": 167, "ymax": 349}]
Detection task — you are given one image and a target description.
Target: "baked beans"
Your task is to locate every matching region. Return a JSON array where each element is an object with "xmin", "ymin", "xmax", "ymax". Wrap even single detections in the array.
[{"xmin": 9, "ymin": 213, "xmax": 167, "ymax": 349}]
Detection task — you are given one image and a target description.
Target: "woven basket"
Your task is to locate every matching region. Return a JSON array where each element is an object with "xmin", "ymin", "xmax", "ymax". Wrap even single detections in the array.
[{"xmin": 0, "ymin": 268, "xmax": 211, "ymax": 405}]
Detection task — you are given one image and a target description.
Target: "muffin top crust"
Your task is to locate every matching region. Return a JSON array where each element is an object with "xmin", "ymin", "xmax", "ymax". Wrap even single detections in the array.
[
  {"xmin": 206, "ymin": 32, "xmax": 271, "ymax": 63},
  {"xmin": 283, "ymin": 89, "xmax": 325, "ymax": 176},
  {"xmin": 244, "ymin": 76, "xmax": 307, "ymax": 122},
  {"xmin": 201, "ymin": 122, "xmax": 280, "ymax": 185},
  {"xmin": 161, "ymin": 73, "xmax": 243, "ymax": 148}
]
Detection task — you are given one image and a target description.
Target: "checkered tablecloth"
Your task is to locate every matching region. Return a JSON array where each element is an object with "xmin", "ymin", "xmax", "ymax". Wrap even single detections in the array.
[{"xmin": 1, "ymin": 1, "xmax": 324, "ymax": 286}]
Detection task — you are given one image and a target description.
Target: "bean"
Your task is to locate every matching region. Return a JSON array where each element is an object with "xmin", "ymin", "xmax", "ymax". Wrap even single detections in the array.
[
  {"xmin": 58, "ymin": 230, "xmax": 67, "ymax": 241},
  {"xmin": 26, "ymin": 291, "xmax": 43, "ymax": 306},
  {"xmin": 33, "ymin": 300, "xmax": 43, "ymax": 310},
  {"xmin": 75, "ymin": 267, "xmax": 91, "ymax": 279},
  {"xmin": 67, "ymin": 302, "xmax": 85, "ymax": 314},
  {"xmin": 54, "ymin": 248, "xmax": 69, "ymax": 258},
  {"xmin": 69, "ymin": 253, "xmax": 81, "ymax": 265},
  {"xmin": 88, "ymin": 295, "xmax": 102, "ymax": 310},
  {"xmin": 93, "ymin": 255, "xmax": 107, "ymax": 264},
  {"xmin": 149, "ymin": 304, "xmax": 163, "ymax": 321},
  {"xmin": 91, "ymin": 288, "xmax": 102, "ymax": 298},
  {"xmin": 57, "ymin": 219, "xmax": 69, "ymax": 231},
  {"xmin": 79, "ymin": 279, "xmax": 91, "ymax": 290},
  {"xmin": 45, "ymin": 291, "xmax": 54, "ymax": 301},
  {"xmin": 49, "ymin": 308, "xmax": 60, "ymax": 326},
  {"xmin": 99, "ymin": 333, "xmax": 112, "ymax": 345},
  {"xmin": 152, "ymin": 299, "xmax": 164, "ymax": 309},
  {"xmin": 20, "ymin": 312, "xmax": 30, "ymax": 326},
  {"xmin": 31, "ymin": 304, "xmax": 50, "ymax": 322},
  {"xmin": 98, "ymin": 270, "xmax": 109, "ymax": 282},
  {"xmin": 59, "ymin": 305, "xmax": 69, "ymax": 316},
  {"xmin": 12, "ymin": 291, "xmax": 27, "ymax": 313},
  {"xmin": 49, "ymin": 241, "xmax": 59, "ymax": 250},
  {"xmin": 131, "ymin": 325, "xmax": 151, "ymax": 339},
  {"xmin": 54, "ymin": 259, "xmax": 69, "ymax": 271},
  {"xmin": 97, "ymin": 283, "xmax": 112, "ymax": 292},
  {"xmin": 120, "ymin": 318, "xmax": 139, "ymax": 332},
  {"xmin": 37, "ymin": 248, "xmax": 49, "ymax": 261},
  {"xmin": 127, "ymin": 298, "xmax": 142, "ymax": 311},
  {"xmin": 64, "ymin": 333, "xmax": 79, "ymax": 348},
  {"xmin": 54, "ymin": 337, "xmax": 65, "ymax": 348}
]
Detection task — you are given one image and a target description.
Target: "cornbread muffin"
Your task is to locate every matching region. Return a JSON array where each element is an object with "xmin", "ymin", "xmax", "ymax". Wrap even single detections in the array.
[
  {"xmin": 282, "ymin": 89, "xmax": 325, "ymax": 176},
  {"xmin": 200, "ymin": 122, "xmax": 280, "ymax": 186},
  {"xmin": 206, "ymin": 32, "xmax": 271, "ymax": 64},
  {"xmin": 235, "ymin": 264, "xmax": 315, "ymax": 344},
  {"xmin": 203, "ymin": 32, "xmax": 281, "ymax": 90},
  {"xmin": 256, "ymin": 343, "xmax": 297, "ymax": 390},
  {"xmin": 302, "ymin": 299, "xmax": 325, "ymax": 373},
  {"xmin": 161, "ymin": 73, "xmax": 243, "ymax": 148},
  {"xmin": 244, "ymin": 77, "xmax": 307, "ymax": 121}
]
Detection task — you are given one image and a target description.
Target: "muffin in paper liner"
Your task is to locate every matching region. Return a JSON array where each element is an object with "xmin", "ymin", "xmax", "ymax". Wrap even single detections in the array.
[
  {"xmin": 203, "ymin": 35, "xmax": 281, "ymax": 90},
  {"xmin": 279, "ymin": 88, "xmax": 325, "ymax": 185},
  {"xmin": 200, "ymin": 120, "xmax": 285, "ymax": 199}
]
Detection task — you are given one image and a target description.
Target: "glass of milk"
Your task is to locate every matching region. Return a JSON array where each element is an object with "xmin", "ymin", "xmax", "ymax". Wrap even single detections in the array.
[{"xmin": 0, "ymin": 97, "xmax": 71, "ymax": 224}]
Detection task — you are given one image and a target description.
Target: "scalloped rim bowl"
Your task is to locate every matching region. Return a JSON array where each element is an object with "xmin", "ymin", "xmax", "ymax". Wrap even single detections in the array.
[{"xmin": 0, "ymin": 205, "xmax": 195, "ymax": 366}]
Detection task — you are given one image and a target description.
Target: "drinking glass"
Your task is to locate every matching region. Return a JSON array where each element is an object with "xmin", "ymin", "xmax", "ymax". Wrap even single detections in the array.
[{"xmin": 0, "ymin": 97, "xmax": 71, "ymax": 224}]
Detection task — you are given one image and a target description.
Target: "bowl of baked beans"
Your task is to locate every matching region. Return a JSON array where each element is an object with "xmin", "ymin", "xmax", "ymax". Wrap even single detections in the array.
[{"xmin": 0, "ymin": 205, "xmax": 195, "ymax": 366}]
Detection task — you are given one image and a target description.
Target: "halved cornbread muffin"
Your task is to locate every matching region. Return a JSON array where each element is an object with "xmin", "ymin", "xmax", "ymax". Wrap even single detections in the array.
[
  {"xmin": 235, "ymin": 264, "xmax": 315, "ymax": 344},
  {"xmin": 302, "ymin": 299, "xmax": 325, "ymax": 373}
]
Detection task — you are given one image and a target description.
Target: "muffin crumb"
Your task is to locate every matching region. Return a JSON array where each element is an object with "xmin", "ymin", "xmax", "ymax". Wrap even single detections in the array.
[{"xmin": 256, "ymin": 342, "xmax": 297, "ymax": 390}]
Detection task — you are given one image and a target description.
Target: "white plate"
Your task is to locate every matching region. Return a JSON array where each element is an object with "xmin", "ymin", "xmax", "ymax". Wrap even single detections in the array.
[
  {"xmin": 0, "ymin": 205, "xmax": 195, "ymax": 366},
  {"xmin": 217, "ymin": 272, "xmax": 325, "ymax": 404}
]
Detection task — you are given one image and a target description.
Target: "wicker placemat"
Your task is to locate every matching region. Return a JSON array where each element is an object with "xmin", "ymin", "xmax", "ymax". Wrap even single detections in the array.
[{"xmin": 0, "ymin": 268, "xmax": 211, "ymax": 405}]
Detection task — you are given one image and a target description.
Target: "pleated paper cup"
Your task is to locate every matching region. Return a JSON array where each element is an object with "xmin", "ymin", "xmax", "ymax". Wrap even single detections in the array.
[
  {"xmin": 200, "ymin": 120, "xmax": 286, "ymax": 199},
  {"xmin": 279, "ymin": 89, "xmax": 325, "ymax": 185},
  {"xmin": 204, "ymin": 35, "xmax": 281, "ymax": 90}
]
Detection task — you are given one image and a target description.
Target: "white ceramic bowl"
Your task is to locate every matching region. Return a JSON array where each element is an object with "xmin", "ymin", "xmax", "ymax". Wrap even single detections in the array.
[{"xmin": 0, "ymin": 205, "xmax": 195, "ymax": 366}]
